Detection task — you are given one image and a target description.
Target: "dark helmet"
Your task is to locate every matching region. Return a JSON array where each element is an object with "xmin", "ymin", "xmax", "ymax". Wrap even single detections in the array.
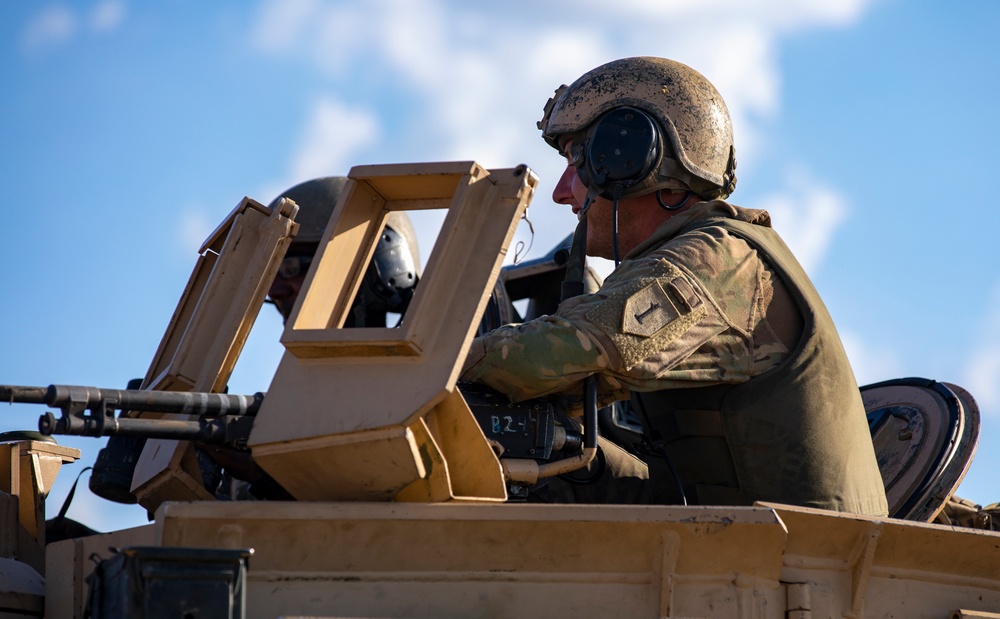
[
  {"xmin": 267, "ymin": 176, "xmax": 348, "ymax": 246},
  {"xmin": 538, "ymin": 56, "xmax": 737, "ymax": 200},
  {"xmin": 356, "ymin": 217, "xmax": 421, "ymax": 316},
  {"xmin": 267, "ymin": 177, "xmax": 421, "ymax": 325}
]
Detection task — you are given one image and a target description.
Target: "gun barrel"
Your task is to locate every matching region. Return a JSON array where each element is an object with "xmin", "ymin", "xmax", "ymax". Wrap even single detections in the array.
[
  {"xmin": 1, "ymin": 384, "xmax": 264, "ymax": 417},
  {"xmin": 1, "ymin": 385, "xmax": 49, "ymax": 405},
  {"xmin": 4, "ymin": 383, "xmax": 264, "ymax": 449},
  {"xmin": 37, "ymin": 412, "xmax": 254, "ymax": 446},
  {"xmin": 43, "ymin": 385, "xmax": 264, "ymax": 417}
]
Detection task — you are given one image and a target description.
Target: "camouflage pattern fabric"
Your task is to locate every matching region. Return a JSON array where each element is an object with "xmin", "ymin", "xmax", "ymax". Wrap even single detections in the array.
[
  {"xmin": 935, "ymin": 495, "xmax": 1000, "ymax": 531},
  {"xmin": 461, "ymin": 201, "xmax": 797, "ymax": 406}
]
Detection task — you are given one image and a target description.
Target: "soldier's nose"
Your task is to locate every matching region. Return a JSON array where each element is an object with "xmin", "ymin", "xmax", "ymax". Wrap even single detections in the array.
[{"xmin": 553, "ymin": 165, "xmax": 576, "ymax": 207}]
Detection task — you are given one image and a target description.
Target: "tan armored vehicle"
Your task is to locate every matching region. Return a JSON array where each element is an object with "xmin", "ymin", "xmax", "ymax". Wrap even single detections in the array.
[{"xmin": 2, "ymin": 161, "xmax": 998, "ymax": 618}]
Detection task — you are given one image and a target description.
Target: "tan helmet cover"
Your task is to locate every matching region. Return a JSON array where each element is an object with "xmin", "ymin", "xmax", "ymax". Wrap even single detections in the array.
[{"xmin": 539, "ymin": 56, "xmax": 737, "ymax": 199}]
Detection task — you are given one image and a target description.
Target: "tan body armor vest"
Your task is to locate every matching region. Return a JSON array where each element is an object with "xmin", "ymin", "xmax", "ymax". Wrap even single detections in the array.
[{"xmin": 637, "ymin": 217, "xmax": 888, "ymax": 517}]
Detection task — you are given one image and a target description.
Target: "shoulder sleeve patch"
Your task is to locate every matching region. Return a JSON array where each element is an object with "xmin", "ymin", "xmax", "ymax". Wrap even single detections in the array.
[
  {"xmin": 622, "ymin": 281, "xmax": 679, "ymax": 337},
  {"xmin": 584, "ymin": 267, "xmax": 712, "ymax": 373},
  {"xmin": 621, "ymin": 277, "xmax": 704, "ymax": 338}
]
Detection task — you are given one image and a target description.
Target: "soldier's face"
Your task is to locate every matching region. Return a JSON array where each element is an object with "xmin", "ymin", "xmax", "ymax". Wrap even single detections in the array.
[
  {"xmin": 267, "ymin": 250, "xmax": 314, "ymax": 323},
  {"xmin": 267, "ymin": 274, "xmax": 304, "ymax": 323},
  {"xmin": 552, "ymin": 144, "xmax": 617, "ymax": 259}
]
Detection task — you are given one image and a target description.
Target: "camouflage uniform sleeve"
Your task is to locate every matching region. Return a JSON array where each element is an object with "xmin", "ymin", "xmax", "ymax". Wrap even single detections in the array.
[
  {"xmin": 460, "ymin": 313, "xmax": 615, "ymax": 403},
  {"xmin": 461, "ymin": 255, "xmax": 732, "ymax": 402}
]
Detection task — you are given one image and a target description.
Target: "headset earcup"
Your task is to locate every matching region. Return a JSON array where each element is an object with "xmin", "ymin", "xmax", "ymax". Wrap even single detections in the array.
[{"xmin": 583, "ymin": 107, "xmax": 661, "ymax": 197}]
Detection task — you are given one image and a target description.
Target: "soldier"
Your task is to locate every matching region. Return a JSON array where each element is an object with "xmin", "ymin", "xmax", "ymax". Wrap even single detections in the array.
[
  {"xmin": 462, "ymin": 57, "xmax": 888, "ymax": 516},
  {"xmin": 204, "ymin": 177, "xmax": 423, "ymax": 499},
  {"xmin": 90, "ymin": 178, "xmax": 423, "ymax": 505},
  {"xmin": 267, "ymin": 177, "xmax": 421, "ymax": 326}
]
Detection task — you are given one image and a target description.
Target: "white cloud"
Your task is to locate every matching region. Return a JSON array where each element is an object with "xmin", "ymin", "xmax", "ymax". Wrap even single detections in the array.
[
  {"xmin": 90, "ymin": 0, "xmax": 126, "ymax": 33},
  {"xmin": 20, "ymin": 2, "xmax": 125, "ymax": 55},
  {"xmin": 961, "ymin": 283, "xmax": 1000, "ymax": 416},
  {"xmin": 247, "ymin": 0, "xmax": 877, "ymax": 265},
  {"xmin": 377, "ymin": 0, "xmax": 451, "ymax": 88},
  {"xmin": 756, "ymin": 166, "xmax": 849, "ymax": 274},
  {"xmin": 312, "ymin": 6, "xmax": 369, "ymax": 76},
  {"xmin": 244, "ymin": 98, "xmax": 380, "ymax": 237},
  {"xmin": 252, "ymin": 0, "xmax": 322, "ymax": 54},
  {"xmin": 21, "ymin": 5, "xmax": 77, "ymax": 55},
  {"xmin": 289, "ymin": 97, "xmax": 380, "ymax": 182},
  {"xmin": 251, "ymin": 0, "xmax": 369, "ymax": 76},
  {"xmin": 247, "ymin": 0, "xmax": 874, "ymax": 168},
  {"xmin": 750, "ymin": 0, "xmax": 869, "ymax": 29},
  {"xmin": 545, "ymin": 0, "xmax": 869, "ymax": 30}
]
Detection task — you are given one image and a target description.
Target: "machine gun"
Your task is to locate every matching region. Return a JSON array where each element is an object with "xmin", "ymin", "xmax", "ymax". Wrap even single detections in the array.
[
  {"xmin": 1, "ymin": 382, "xmax": 595, "ymax": 490},
  {"xmin": 1, "ymin": 384, "xmax": 264, "ymax": 450},
  {"xmin": 0, "ymin": 164, "xmax": 591, "ymax": 511}
]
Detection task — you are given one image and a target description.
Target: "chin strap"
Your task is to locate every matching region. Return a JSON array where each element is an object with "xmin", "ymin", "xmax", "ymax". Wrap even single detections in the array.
[{"xmin": 560, "ymin": 186, "xmax": 599, "ymax": 302}]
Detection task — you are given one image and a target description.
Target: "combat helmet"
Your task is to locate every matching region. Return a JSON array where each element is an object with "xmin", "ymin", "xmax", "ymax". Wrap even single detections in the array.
[
  {"xmin": 267, "ymin": 177, "xmax": 421, "ymax": 324},
  {"xmin": 268, "ymin": 176, "xmax": 420, "ymax": 263},
  {"xmin": 270, "ymin": 176, "xmax": 350, "ymax": 246},
  {"xmin": 538, "ymin": 56, "xmax": 737, "ymax": 200}
]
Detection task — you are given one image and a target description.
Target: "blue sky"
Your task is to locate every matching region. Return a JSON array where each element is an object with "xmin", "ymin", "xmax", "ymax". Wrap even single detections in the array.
[{"xmin": 2, "ymin": 0, "xmax": 999, "ymax": 530}]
